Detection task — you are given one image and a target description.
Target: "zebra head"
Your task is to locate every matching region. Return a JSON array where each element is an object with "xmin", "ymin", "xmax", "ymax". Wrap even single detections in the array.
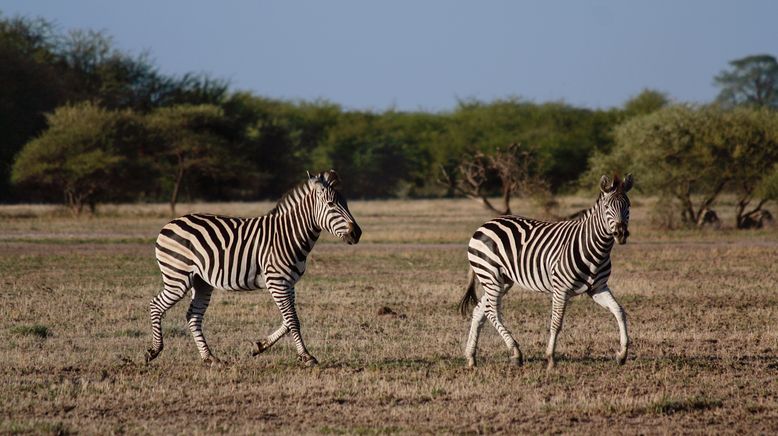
[
  {"xmin": 309, "ymin": 170, "xmax": 362, "ymax": 245},
  {"xmin": 599, "ymin": 174, "xmax": 633, "ymax": 245}
]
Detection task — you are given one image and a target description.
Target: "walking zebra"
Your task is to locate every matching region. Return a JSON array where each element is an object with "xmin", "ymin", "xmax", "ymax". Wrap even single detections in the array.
[
  {"xmin": 146, "ymin": 170, "xmax": 361, "ymax": 366},
  {"xmin": 459, "ymin": 174, "xmax": 633, "ymax": 369}
]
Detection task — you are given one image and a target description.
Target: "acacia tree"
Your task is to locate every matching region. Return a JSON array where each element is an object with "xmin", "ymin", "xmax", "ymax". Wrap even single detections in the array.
[
  {"xmin": 11, "ymin": 102, "xmax": 140, "ymax": 214},
  {"xmin": 440, "ymin": 143, "xmax": 550, "ymax": 215},
  {"xmin": 715, "ymin": 54, "xmax": 778, "ymax": 109},
  {"xmin": 586, "ymin": 105, "xmax": 778, "ymax": 228},
  {"xmin": 146, "ymin": 104, "xmax": 232, "ymax": 216},
  {"xmin": 723, "ymin": 108, "xmax": 778, "ymax": 227}
]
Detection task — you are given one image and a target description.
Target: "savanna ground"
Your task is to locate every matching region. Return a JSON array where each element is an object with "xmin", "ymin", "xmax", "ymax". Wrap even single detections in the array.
[{"xmin": 1, "ymin": 195, "xmax": 776, "ymax": 434}]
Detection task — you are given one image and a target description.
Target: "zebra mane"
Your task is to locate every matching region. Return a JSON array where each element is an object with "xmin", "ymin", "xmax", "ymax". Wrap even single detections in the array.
[
  {"xmin": 267, "ymin": 171, "xmax": 339, "ymax": 215},
  {"xmin": 565, "ymin": 192, "xmax": 605, "ymax": 221},
  {"xmin": 268, "ymin": 181, "xmax": 314, "ymax": 215}
]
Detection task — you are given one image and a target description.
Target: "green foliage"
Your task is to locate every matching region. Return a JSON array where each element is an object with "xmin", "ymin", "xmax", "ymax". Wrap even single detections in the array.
[
  {"xmin": 0, "ymin": 14, "xmax": 228, "ymax": 201},
  {"xmin": 222, "ymin": 93, "xmax": 342, "ymax": 197},
  {"xmin": 313, "ymin": 111, "xmax": 435, "ymax": 197},
  {"xmin": 11, "ymin": 102, "xmax": 144, "ymax": 213},
  {"xmin": 715, "ymin": 54, "xmax": 778, "ymax": 109},
  {"xmin": 623, "ymin": 89, "xmax": 670, "ymax": 118},
  {"xmin": 755, "ymin": 164, "xmax": 778, "ymax": 201},
  {"xmin": 0, "ymin": 15, "xmax": 69, "ymax": 200},
  {"xmin": 145, "ymin": 104, "xmax": 245, "ymax": 214},
  {"xmin": 430, "ymin": 98, "xmax": 619, "ymax": 193},
  {"xmin": 586, "ymin": 104, "xmax": 778, "ymax": 226}
]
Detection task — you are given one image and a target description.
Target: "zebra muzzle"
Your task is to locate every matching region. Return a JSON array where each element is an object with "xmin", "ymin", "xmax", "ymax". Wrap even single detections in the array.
[
  {"xmin": 614, "ymin": 223, "xmax": 629, "ymax": 244},
  {"xmin": 345, "ymin": 222, "xmax": 362, "ymax": 245}
]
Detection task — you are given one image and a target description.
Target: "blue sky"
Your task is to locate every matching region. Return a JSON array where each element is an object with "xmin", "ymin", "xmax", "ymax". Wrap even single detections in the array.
[{"xmin": 3, "ymin": 0, "xmax": 777, "ymax": 111}]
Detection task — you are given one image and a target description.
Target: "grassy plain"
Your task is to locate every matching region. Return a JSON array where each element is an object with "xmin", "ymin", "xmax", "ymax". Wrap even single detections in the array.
[{"xmin": 1, "ymin": 197, "xmax": 776, "ymax": 434}]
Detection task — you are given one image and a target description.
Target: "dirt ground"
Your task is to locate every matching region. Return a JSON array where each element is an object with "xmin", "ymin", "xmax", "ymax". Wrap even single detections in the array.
[{"xmin": 1, "ymin": 198, "xmax": 776, "ymax": 434}]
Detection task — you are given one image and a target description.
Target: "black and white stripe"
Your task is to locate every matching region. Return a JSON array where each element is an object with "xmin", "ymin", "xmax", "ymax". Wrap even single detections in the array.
[
  {"xmin": 145, "ymin": 170, "xmax": 361, "ymax": 366},
  {"xmin": 459, "ymin": 174, "xmax": 633, "ymax": 369}
]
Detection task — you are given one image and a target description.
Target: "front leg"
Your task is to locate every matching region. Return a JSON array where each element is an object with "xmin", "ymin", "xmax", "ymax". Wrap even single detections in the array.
[
  {"xmin": 588, "ymin": 287, "xmax": 629, "ymax": 364},
  {"xmin": 545, "ymin": 291, "xmax": 569, "ymax": 370},
  {"xmin": 270, "ymin": 286, "xmax": 317, "ymax": 366}
]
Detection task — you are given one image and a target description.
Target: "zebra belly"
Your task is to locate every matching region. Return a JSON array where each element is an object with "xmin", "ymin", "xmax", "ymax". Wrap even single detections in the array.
[{"xmin": 205, "ymin": 266, "xmax": 266, "ymax": 291}]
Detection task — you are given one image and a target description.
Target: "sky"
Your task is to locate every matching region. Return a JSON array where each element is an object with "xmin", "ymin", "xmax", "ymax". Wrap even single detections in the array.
[{"xmin": 3, "ymin": 0, "xmax": 777, "ymax": 112}]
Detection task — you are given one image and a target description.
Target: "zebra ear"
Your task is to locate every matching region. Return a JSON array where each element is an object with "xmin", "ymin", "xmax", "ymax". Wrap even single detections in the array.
[
  {"xmin": 306, "ymin": 170, "xmax": 313, "ymax": 179},
  {"xmin": 599, "ymin": 175, "xmax": 614, "ymax": 193},
  {"xmin": 623, "ymin": 174, "xmax": 634, "ymax": 192},
  {"xmin": 323, "ymin": 169, "xmax": 341, "ymax": 189}
]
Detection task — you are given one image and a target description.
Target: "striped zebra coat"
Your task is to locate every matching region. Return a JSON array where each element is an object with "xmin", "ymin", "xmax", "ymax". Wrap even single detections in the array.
[
  {"xmin": 459, "ymin": 174, "xmax": 633, "ymax": 369},
  {"xmin": 146, "ymin": 170, "xmax": 361, "ymax": 366}
]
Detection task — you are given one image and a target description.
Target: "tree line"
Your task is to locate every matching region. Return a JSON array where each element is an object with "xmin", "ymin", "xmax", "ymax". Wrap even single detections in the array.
[{"xmin": 2, "ymin": 13, "xmax": 778, "ymax": 227}]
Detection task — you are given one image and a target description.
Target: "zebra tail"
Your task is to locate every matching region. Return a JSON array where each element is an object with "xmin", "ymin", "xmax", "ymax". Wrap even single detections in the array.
[{"xmin": 458, "ymin": 267, "xmax": 479, "ymax": 318}]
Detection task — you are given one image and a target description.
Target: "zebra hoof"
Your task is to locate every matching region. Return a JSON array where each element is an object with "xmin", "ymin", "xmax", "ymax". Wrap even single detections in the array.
[
  {"xmin": 203, "ymin": 355, "xmax": 222, "ymax": 368},
  {"xmin": 252, "ymin": 340, "xmax": 270, "ymax": 356},
  {"xmin": 298, "ymin": 354, "xmax": 318, "ymax": 367},
  {"xmin": 145, "ymin": 347, "xmax": 161, "ymax": 363},
  {"xmin": 510, "ymin": 355, "xmax": 524, "ymax": 367},
  {"xmin": 546, "ymin": 357, "xmax": 556, "ymax": 371},
  {"xmin": 617, "ymin": 352, "xmax": 627, "ymax": 365},
  {"xmin": 466, "ymin": 356, "xmax": 476, "ymax": 368}
]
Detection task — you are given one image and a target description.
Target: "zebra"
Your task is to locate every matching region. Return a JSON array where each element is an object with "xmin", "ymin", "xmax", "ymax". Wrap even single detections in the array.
[
  {"xmin": 459, "ymin": 174, "xmax": 633, "ymax": 369},
  {"xmin": 145, "ymin": 170, "xmax": 362, "ymax": 367}
]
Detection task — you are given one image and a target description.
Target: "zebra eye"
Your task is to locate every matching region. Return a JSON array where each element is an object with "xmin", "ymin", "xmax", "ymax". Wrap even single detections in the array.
[{"xmin": 327, "ymin": 201, "xmax": 335, "ymax": 207}]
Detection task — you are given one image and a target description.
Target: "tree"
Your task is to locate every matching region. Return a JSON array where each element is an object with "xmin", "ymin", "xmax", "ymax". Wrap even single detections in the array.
[
  {"xmin": 714, "ymin": 54, "xmax": 778, "ymax": 109},
  {"xmin": 623, "ymin": 89, "xmax": 669, "ymax": 118},
  {"xmin": 585, "ymin": 105, "xmax": 778, "ymax": 228},
  {"xmin": 585, "ymin": 106, "xmax": 727, "ymax": 226},
  {"xmin": 0, "ymin": 15, "xmax": 69, "ymax": 200},
  {"xmin": 312, "ymin": 112, "xmax": 421, "ymax": 198},
  {"xmin": 440, "ymin": 143, "xmax": 550, "ymax": 215},
  {"xmin": 11, "ymin": 102, "xmax": 141, "ymax": 214},
  {"xmin": 723, "ymin": 108, "xmax": 778, "ymax": 227},
  {"xmin": 146, "ymin": 104, "xmax": 234, "ymax": 216}
]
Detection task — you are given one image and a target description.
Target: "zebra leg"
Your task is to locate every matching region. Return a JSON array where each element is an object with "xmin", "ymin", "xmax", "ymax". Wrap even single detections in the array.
[
  {"xmin": 187, "ymin": 277, "xmax": 218, "ymax": 366},
  {"xmin": 588, "ymin": 287, "xmax": 629, "ymax": 365},
  {"xmin": 545, "ymin": 291, "xmax": 569, "ymax": 370},
  {"xmin": 464, "ymin": 298, "xmax": 487, "ymax": 368},
  {"xmin": 268, "ymin": 287, "xmax": 318, "ymax": 366},
  {"xmin": 146, "ymin": 282, "xmax": 189, "ymax": 363},
  {"xmin": 252, "ymin": 325, "xmax": 290, "ymax": 356},
  {"xmin": 483, "ymin": 287, "xmax": 523, "ymax": 366}
]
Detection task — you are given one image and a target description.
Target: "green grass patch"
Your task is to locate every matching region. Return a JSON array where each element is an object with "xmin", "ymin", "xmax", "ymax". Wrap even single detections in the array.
[
  {"xmin": 649, "ymin": 395, "xmax": 722, "ymax": 415},
  {"xmin": 10, "ymin": 324, "xmax": 50, "ymax": 339}
]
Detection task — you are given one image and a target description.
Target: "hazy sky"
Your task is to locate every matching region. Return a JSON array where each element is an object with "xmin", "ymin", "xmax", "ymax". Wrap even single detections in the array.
[{"xmin": 3, "ymin": 0, "xmax": 777, "ymax": 111}]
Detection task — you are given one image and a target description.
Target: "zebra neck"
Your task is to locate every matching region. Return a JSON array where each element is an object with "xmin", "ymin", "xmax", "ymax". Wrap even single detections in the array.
[
  {"xmin": 581, "ymin": 196, "xmax": 615, "ymax": 255},
  {"xmin": 272, "ymin": 193, "xmax": 321, "ymax": 256}
]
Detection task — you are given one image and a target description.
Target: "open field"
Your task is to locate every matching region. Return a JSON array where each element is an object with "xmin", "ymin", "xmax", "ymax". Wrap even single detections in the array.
[{"xmin": 1, "ymin": 197, "xmax": 777, "ymax": 434}]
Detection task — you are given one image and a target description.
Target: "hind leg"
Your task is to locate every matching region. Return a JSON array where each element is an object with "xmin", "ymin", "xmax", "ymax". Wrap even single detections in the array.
[
  {"xmin": 482, "ymin": 284, "xmax": 523, "ymax": 366},
  {"xmin": 464, "ymin": 296, "xmax": 487, "ymax": 368},
  {"xmin": 187, "ymin": 276, "xmax": 218, "ymax": 365},
  {"xmin": 146, "ymin": 280, "xmax": 189, "ymax": 363}
]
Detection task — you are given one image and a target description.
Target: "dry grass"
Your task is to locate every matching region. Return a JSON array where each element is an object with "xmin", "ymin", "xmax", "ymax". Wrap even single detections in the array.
[{"xmin": 1, "ymin": 197, "xmax": 777, "ymax": 434}]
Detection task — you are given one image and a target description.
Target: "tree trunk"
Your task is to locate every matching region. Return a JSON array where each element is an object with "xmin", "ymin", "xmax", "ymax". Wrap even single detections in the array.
[
  {"xmin": 169, "ymin": 153, "xmax": 187, "ymax": 218},
  {"xmin": 502, "ymin": 184, "xmax": 512, "ymax": 215},
  {"xmin": 736, "ymin": 197, "xmax": 768, "ymax": 229},
  {"xmin": 65, "ymin": 190, "xmax": 83, "ymax": 216},
  {"xmin": 170, "ymin": 165, "xmax": 185, "ymax": 218}
]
